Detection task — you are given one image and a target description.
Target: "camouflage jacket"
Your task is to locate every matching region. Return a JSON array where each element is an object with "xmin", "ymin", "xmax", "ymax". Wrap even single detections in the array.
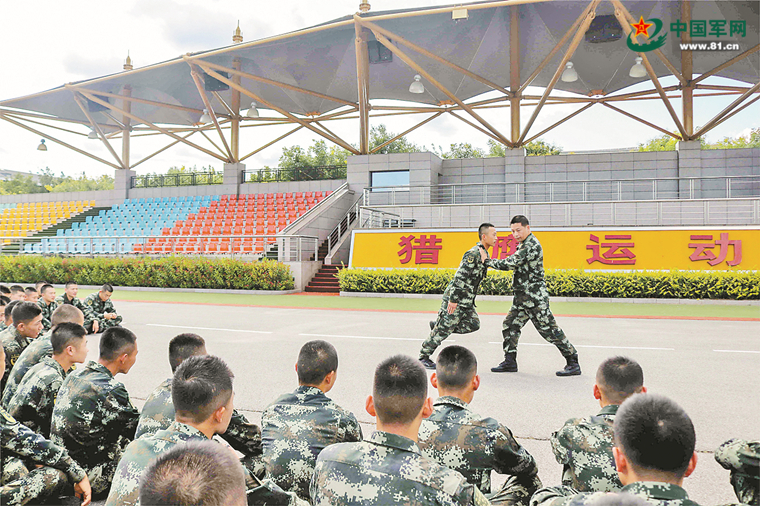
[
  {"xmin": 262, "ymin": 385, "xmax": 363, "ymax": 500},
  {"xmin": 55, "ymin": 294, "xmax": 92, "ymax": 326},
  {"xmin": 37, "ymin": 299, "xmax": 59, "ymax": 332},
  {"xmin": 1, "ymin": 405, "xmax": 86, "ymax": 484},
  {"xmin": 1, "ymin": 327, "xmax": 32, "ymax": 392},
  {"xmin": 135, "ymin": 377, "xmax": 263, "ymax": 458},
  {"xmin": 82, "ymin": 292, "xmax": 119, "ymax": 325},
  {"xmin": 530, "ymin": 481, "xmax": 700, "ymax": 506},
  {"xmin": 1, "ymin": 331, "xmax": 53, "ymax": 408},
  {"xmin": 485, "ymin": 233, "xmax": 546, "ymax": 295},
  {"xmin": 444, "ymin": 243, "xmax": 489, "ymax": 308},
  {"xmin": 105, "ymin": 421, "xmax": 208, "ymax": 506},
  {"xmin": 51, "ymin": 360, "xmax": 139, "ymax": 469},
  {"xmin": 550, "ymin": 404, "xmax": 621, "ymax": 492},
  {"xmin": 311, "ymin": 430, "xmax": 490, "ymax": 506},
  {"xmin": 419, "ymin": 395, "xmax": 538, "ymax": 495},
  {"xmin": 6, "ymin": 356, "xmax": 69, "ymax": 438},
  {"xmin": 0, "ymin": 322, "xmax": 6, "ymax": 332},
  {"xmin": 715, "ymin": 438, "xmax": 760, "ymax": 505}
]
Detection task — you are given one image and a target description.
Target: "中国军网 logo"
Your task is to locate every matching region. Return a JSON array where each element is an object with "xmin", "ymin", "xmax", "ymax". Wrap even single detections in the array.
[{"xmin": 627, "ymin": 16, "xmax": 667, "ymax": 52}]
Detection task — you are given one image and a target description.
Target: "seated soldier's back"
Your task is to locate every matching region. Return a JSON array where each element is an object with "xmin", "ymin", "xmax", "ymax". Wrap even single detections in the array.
[
  {"xmin": 1, "ymin": 332, "xmax": 53, "ymax": 408},
  {"xmin": 135, "ymin": 378, "xmax": 174, "ymax": 439},
  {"xmin": 7, "ymin": 356, "xmax": 66, "ymax": 437}
]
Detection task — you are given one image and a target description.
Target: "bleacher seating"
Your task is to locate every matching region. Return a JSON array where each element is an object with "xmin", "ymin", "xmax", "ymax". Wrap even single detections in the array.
[{"xmin": 2, "ymin": 201, "xmax": 94, "ymax": 246}]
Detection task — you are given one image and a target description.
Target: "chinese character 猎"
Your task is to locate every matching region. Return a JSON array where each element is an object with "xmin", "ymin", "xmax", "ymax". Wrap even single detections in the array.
[
  {"xmin": 586, "ymin": 234, "xmax": 636, "ymax": 265},
  {"xmin": 493, "ymin": 235, "xmax": 518, "ymax": 259},
  {"xmin": 398, "ymin": 234, "xmax": 443, "ymax": 265},
  {"xmin": 688, "ymin": 233, "xmax": 742, "ymax": 266}
]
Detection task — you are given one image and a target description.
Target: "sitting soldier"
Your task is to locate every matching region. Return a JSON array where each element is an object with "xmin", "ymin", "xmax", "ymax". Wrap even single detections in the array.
[
  {"xmin": 531, "ymin": 394, "xmax": 699, "ymax": 506},
  {"xmin": 136, "ymin": 333, "xmax": 265, "ymax": 479},
  {"xmin": 7, "ymin": 322, "xmax": 89, "ymax": 437},
  {"xmin": 24, "ymin": 287, "xmax": 39, "ymax": 303},
  {"xmin": 715, "ymin": 438, "xmax": 759, "ymax": 506},
  {"xmin": 551, "ymin": 356, "xmax": 646, "ymax": 492},
  {"xmin": 0, "ymin": 295, "xmax": 8, "ymax": 332},
  {"xmin": 262, "ymin": 340, "xmax": 362, "ymax": 501},
  {"xmin": 0, "ymin": 300, "xmax": 20, "ymax": 339},
  {"xmin": 83, "ymin": 284, "xmax": 122, "ymax": 334},
  {"xmin": 311, "ymin": 354, "xmax": 489, "ymax": 506},
  {"xmin": 37, "ymin": 284, "xmax": 58, "ymax": 332},
  {"xmin": 8, "ymin": 285, "xmax": 25, "ymax": 302},
  {"xmin": 2, "ymin": 304, "xmax": 85, "ymax": 408},
  {"xmin": 0, "ymin": 342, "xmax": 92, "ymax": 506},
  {"xmin": 56, "ymin": 281, "xmax": 94, "ymax": 331},
  {"xmin": 419, "ymin": 345, "xmax": 540, "ymax": 505},
  {"xmin": 1, "ymin": 302, "xmax": 43, "ymax": 392},
  {"xmin": 51, "ymin": 326, "xmax": 140, "ymax": 496}
]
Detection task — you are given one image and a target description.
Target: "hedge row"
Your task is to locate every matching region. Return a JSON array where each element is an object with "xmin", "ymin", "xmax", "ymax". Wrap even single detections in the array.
[
  {"xmin": 338, "ymin": 268, "xmax": 760, "ymax": 300},
  {"xmin": 0, "ymin": 255, "xmax": 294, "ymax": 291}
]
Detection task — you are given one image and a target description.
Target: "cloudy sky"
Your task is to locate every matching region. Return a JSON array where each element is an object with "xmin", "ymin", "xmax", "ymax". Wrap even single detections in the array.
[{"xmin": 0, "ymin": 0, "xmax": 757, "ymax": 178}]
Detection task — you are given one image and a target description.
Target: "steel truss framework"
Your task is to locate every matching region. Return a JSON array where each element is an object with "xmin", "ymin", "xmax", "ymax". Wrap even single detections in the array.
[{"xmin": 0, "ymin": 0, "xmax": 758, "ymax": 171}]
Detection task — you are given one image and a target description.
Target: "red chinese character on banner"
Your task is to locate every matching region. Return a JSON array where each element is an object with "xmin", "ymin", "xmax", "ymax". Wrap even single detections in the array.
[
  {"xmin": 586, "ymin": 234, "xmax": 636, "ymax": 265},
  {"xmin": 688, "ymin": 233, "xmax": 742, "ymax": 267},
  {"xmin": 397, "ymin": 234, "xmax": 443, "ymax": 265},
  {"xmin": 493, "ymin": 235, "xmax": 518, "ymax": 259}
]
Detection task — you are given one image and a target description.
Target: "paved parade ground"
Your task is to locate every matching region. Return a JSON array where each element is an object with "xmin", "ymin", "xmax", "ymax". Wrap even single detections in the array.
[{"xmin": 84, "ymin": 294, "xmax": 759, "ymax": 505}]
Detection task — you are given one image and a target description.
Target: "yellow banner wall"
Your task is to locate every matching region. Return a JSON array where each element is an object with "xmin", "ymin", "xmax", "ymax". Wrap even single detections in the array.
[{"xmin": 349, "ymin": 228, "xmax": 759, "ymax": 271}]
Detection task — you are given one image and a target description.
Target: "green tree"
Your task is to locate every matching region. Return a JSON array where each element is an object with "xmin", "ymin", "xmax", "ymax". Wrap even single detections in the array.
[
  {"xmin": 487, "ymin": 140, "xmax": 507, "ymax": 157},
  {"xmin": 368, "ymin": 124, "xmax": 422, "ymax": 154},
  {"xmin": 638, "ymin": 133, "xmax": 707, "ymax": 151},
  {"xmin": 525, "ymin": 139, "xmax": 562, "ymax": 156},
  {"xmin": 47, "ymin": 173, "xmax": 114, "ymax": 192},
  {"xmin": 708, "ymin": 127, "xmax": 760, "ymax": 149},
  {"xmin": 433, "ymin": 142, "xmax": 486, "ymax": 159}
]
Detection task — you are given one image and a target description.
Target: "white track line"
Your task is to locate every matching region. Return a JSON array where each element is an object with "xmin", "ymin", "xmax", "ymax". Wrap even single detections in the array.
[
  {"xmin": 714, "ymin": 349, "xmax": 760, "ymax": 354},
  {"xmin": 300, "ymin": 333, "xmax": 455, "ymax": 343},
  {"xmin": 147, "ymin": 324, "xmax": 272, "ymax": 334},
  {"xmin": 488, "ymin": 342, "xmax": 674, "ymax": 351}
]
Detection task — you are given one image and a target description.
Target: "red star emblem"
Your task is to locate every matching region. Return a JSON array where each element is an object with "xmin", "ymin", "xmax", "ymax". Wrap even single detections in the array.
[{"xmin": 631, "ymin": 16, "xmax": 653, "ymax": 37}]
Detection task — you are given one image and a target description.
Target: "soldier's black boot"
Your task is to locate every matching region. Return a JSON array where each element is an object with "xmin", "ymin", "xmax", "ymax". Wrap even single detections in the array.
[
  {"xmin": 556, "ymin": 354, "xmax": 581, "ymax": 376},
  {"xmin": 491, "ymin": 354, "xmax": 518, "ymax": 373},
  {"xmin": 419, "ymin": 356, "xmax": 436, "ymax": 370}
]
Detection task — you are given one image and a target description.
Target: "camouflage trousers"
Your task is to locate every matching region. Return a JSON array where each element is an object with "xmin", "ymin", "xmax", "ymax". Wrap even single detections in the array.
[
  {"xmin": 420, "ymin": 298, "xmax": 480, "ymax": 358},
  {"xmin": 486, "ymin": 475, "xmax": 542, "ymax": 506},
  {"xmin": 86, "ymin": 315, "xmax": 122, "ymax": 334},
  {"xmin": 1, "ymin": 456, "xmax": 69, "ymax": 506},
  {"xmin": 502, "ymin": 291, "xmax": 576, "ymax": 358}
]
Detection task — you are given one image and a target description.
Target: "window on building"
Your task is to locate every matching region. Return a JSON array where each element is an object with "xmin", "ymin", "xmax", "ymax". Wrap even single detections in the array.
[{"xmin": 371, "ymin": 170, "xmax": 409, "ymax": 192}]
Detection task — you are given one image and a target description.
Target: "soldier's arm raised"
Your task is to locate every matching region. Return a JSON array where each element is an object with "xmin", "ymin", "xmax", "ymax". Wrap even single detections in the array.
[{"xmin": 484, "ymin": 241, "xmax": 535, "ymax": 271}]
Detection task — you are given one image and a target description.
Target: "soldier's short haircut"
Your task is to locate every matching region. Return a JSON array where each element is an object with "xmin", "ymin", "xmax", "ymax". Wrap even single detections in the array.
[
  {"xmin": 169, "ymin": 333, "xmax": 207, "ymax": 373},
  {"xmin": 596, "ymin": 356, "xmax": 644, "ymax": 404},
  {"xmin": 99, "ymin": 326, "xmax": 137, "ymax": 361},
  {"xmin": 40, "ymin": 284, "xmax": 54, "ymax": 294},
  {"xmin": 436, "ymin": 345, "xmax": 477, "ymax": 389},
  {"xmin": 9, "ymin": 285, "xmax": 24, "ymax": 295},
  {"xmin": 35, "ymin": 281, "xmax": 48, "ymax": 291},
  {"xmin": 5, "ymin": 300, "xmax": 20, "ymax": 320},
  {"xmin": 0, "ymin": 295, "xmax": 8, "ymax": 306},
  {"xmin": 51, "ymin": 304, "xmax": 84, "ymax": 328},
  {"xmin": 373, "ymin": 354, "xmax": 427, "ymax": 425},
  {"xmin": 65, "ymin": 281, "xmax": 77, "ymax": 289},
  {"xmin": 101, "ymin": 283, "xmax": 114, "ymax": 293},
  {"xmin": 25, "ymin": 287, "xmax": 38, "ymax": 296},
  {"xmin": 297, "ymin": 340, "xmax": 338, "ymax": 385},
  {"xmin": 614, "ymin": 393, "xmax": 695, "ymax": 477},
  {"xmin": 172, "ymin": 355, "xmax": 233, "ymax": 424},
  {"xmin": 51, "ymin": 322, "xmax": 87, "ymax": 355},
  {"xmin": 510, "ymin": 215, "xmax": 530, "ymax": 226},
  {"xmin": 477, "ymin": 222, "xmax": 495, "ymax": 240},
  {"xmin": 12, "ymin": 302, "xmax": 42, "ymax": 326},
  {"xmin": 0, "ymin": 285, "xmax": 10, "ymax": 295},
  {"xmin": 139, "ymin": 440, "xmax": 246, "ymax": 506}
]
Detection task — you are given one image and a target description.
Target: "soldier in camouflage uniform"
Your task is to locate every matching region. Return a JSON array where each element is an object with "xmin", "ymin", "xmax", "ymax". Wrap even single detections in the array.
[
  {"xmin": 0, "ymin": 295, "xmax": 8, "ymax": 332},
  {"xmin": 56, "ymin": 282, "xmax": 94, "ymax": 330},
  {"xmin": 1, "ymin": 303, "xmax": 43, "ymax": 392},
  {"xmin": 715, "ymin": 438, "xmax": 760, "ymax": 505},
  {"xmin": 7, "ymin": 323, "xmax": 88, "ymax": 438},
  {"xmin": 532, "ymin": 394, "xmax": 700, "ymax": 506},
  {"xmin": 135, "ymin": 333, "xmax": 266, "ymax": 478},
  {"xmin": 262, "ymin": 340, "xmax": 362, "ymax": 500},
  {"xmin": 419, "ymin": 223, "xmax": 498, "ymax": 370},
  {"xmin": 419, "ymin": 346, "xmax": 540, "ymax": 505},
  {"xmin": 481, "ymin": 216, "xmax": 579, "ymax": 376},
  {"xmin": 2, "ymin": 304, "xmax": 85, "ymax": 408},
  {"xmin": 83, "ymin": 284, "xmax": 122, "ymax": 334},
  {"xmin": 51, "ymin": 326, "xmax": 140, "ymax": 495},
  {"xmin": 551, "ymin": 357, "xmax": 646, "ymax": 492},
  {"xmin": 36, "ymin": 284, "xmax": 58, "ymax": 332},
  {"xmin": 0, "ymin": 342, "xmax": 92, "ymax": 506},
  {"xmin": 311, "ymin": 354, "xmax": 489, "ymax": 506}
]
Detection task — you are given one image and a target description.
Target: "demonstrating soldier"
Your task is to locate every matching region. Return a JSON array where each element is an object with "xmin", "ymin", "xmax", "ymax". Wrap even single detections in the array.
[
  {"xmin": 311, "ymin": 354, "xmax": 490, "ymax": 506},
  {"xmin": 51, "ymin": 326, "xmax": 140, "ymax": 495},
  {"xmin": 531, "ymin": 394, "xmax": 700, "ymax": 506},
  {"xmin": 0, "ymin": 342, "xmax": 92, "ymax": 506},
  {"xmin": 419, "ymin": 345, "xmax": 540, "ymax": 505},
  {"xmin": 715, "ymin": 438, "xmax": 759, "ymax": 505},
  {"xmin": 480, "ymin": 216, "xmax": 580, "ymax": 376},
  {"xmin": 83, "ymin": 283, "xmax": 122, "ymax": 334},
  {"xmin": 136, "ymin": 333, "xmax": 266, "ymax": 479},
  {"xmin": 2, "ymin": 304, "xmax": 85, "ymax": 408},
  {"xmin": 419, "ymin": 223, "xmax": 497, "ymax": 370},
  {"xmin": 56, "ymin": 281, "xmax": 93, "ymax": 330},
  {"xmin": 262, "ymin": 340, "xmax": 362, "ymax": 501},
  {"xmin": 1, "ymin": 302, "xmax": 43, "ymax": 392},
  {"xmin": 37, "ymin": 284, "xmax": 58, "ymax": 332},
  {"xmin": 7, "ymin": 323, "xmax": 89, "ymax": 438},
  {"xmin": 551, "ymin": 356, "xmax": 646, "ymax": 492}
]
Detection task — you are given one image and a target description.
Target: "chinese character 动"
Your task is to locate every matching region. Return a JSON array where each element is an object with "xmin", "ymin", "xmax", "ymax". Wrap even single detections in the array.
[
  {"xmin": 586, "ymin": 234, "xmax": 636, "ymax": 265},
  {"xmin": 398, "ymin": 234, "xmax": 443, "ymax": 265},
  {"xmin": 688, "ymin": 233, "xmax": 742, "ymax": 267},
  {"xmin": 493, "ymin": 235, "xmax": 518, "ymax": 259}
]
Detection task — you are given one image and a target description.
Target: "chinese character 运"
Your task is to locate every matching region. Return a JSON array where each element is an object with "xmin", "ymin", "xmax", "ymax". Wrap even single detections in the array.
[
  {"xmin": 586, "ymin": 234, "xmax": 636, "ymax": 265},
  {"xmin": 688, "ymin": 233, "xmax": 742, "ymax": 266}
]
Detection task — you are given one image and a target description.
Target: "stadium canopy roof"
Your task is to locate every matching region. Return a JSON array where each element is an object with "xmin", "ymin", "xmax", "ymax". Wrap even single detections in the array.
[{"xmin": 0, "ymin": 0, "xmax": 758, "ymax": 169}]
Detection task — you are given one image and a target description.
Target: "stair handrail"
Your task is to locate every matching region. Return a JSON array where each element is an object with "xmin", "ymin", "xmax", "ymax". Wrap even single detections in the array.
[{"xmin": 326, "ymin": 194, "xmax": 363, "ymax": 257}]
